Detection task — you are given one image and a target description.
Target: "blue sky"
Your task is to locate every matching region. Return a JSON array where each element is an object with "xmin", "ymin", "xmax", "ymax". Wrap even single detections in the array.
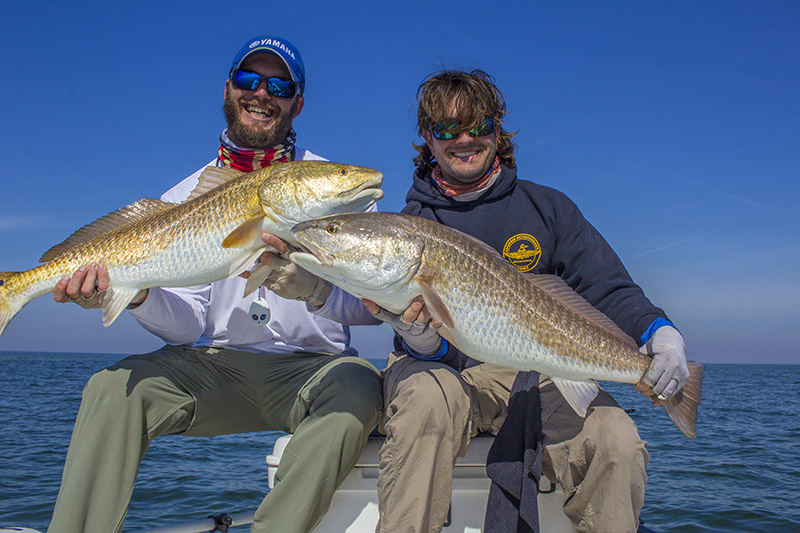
[{"xmin": 1, "ymin": 1, "xmax": 797, "ymax": 364}]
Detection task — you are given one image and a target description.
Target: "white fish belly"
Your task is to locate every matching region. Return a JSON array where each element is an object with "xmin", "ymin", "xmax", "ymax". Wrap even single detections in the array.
[{"xmin": 106, "ymin": 232, "xmax": 261, "ymax": 289}]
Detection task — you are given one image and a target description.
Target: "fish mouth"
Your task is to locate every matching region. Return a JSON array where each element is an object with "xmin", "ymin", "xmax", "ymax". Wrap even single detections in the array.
[
  {"xmin": 337, "ymin": 174, "xmax": 384, "ymax": 208},
  {"xmin": 292, "ymin": 241, "xmax": 334, "ymax": 267}
]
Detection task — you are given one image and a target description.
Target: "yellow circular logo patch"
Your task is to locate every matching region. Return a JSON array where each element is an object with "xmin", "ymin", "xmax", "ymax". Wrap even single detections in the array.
[{"xmin": 503, "ymin": 234, "xmax": 542, "ymax": 272}]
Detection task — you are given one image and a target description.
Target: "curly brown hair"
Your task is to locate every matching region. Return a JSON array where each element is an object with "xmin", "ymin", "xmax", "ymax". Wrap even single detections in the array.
[{"xmin": 413, "ymin": 69, "xmax": 517, "ymax": 175}]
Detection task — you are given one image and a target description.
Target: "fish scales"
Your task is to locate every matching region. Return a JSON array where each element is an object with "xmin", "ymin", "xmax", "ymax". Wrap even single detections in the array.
[
  {"xmin": 407, "ymin": 216, "xmax": 648, "ymax": 382},
  {"xmin": 4, "ymin": 172, "xmax": 263, "ymax": 306},
  {"xmin": 290, "ymin": 212, "xmax": 704, "ymax": 439}
]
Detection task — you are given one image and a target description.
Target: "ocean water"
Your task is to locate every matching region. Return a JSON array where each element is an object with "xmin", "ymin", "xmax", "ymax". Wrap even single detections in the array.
[{"xmin": 0, "ymin": 352, "xmax": 798, "ymax": 532}]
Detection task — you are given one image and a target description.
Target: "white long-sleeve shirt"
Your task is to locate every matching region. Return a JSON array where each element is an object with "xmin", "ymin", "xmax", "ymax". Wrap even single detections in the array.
[{"xmin": 128, "ymin": 148, "xmax": 377, "ymax": 355}]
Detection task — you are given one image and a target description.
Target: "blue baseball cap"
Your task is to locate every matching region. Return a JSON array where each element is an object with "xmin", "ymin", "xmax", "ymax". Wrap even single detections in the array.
[{"xmin": 229, "ymin": 35, "xmax": 306, "ymax": 95}]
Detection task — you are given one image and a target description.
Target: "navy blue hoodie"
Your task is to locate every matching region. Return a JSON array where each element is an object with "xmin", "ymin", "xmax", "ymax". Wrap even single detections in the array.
[{"xmin": 400, "ymin": 164, "xmax": 670, "ymax": 370}]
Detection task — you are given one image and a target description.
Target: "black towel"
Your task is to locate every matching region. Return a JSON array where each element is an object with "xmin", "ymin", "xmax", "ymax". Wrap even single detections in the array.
[{"xmin": 484, "ymin": 371, "xmax": 542, "ymax": 533}]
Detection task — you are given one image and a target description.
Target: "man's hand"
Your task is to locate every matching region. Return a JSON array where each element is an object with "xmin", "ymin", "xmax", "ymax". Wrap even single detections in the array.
[
  {"xmin": 53, "ymin": 263, "xmax": 108, "ymax": 309},
  {"xmin": 364, "ymin": 298, "xmax": 443, "ymax": 358},
  {"xmin": 53, "ymin": 263, "xmax": 147, "ymax": 309},
  {"xmin": 257, "ymin": 252, "xmax": 332, "ymax": 307},
  {"xmin": 247, "ymin": 233, "xmax": 332, "ymax": 307},
  {"xmin": 635, "ymin": 326, "xmax": 689, "ymax": 403}
]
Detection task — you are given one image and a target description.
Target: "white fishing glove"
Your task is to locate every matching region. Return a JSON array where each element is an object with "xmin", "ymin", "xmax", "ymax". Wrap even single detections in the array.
[
  {"xmin": 261, "ymin": 254, "xmax": 332, "ymax": 307},
  {"xmin": 639, "ymin": 325, "xmax": 690, "ymax": 399},
  {"xmin": 371, "ymin": 306, "xmax": 444, "ymax": 358}
]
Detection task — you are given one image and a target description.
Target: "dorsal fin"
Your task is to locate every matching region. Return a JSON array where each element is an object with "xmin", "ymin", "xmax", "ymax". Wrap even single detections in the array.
[
  {"xmin": 39, "ymin": 198, "xmax": 174, "ymax": 262},
  {"xmin": 185, "ymin": 167, "xmax": 245, "ymax": 201},
  {"xmin": 524, "ymin": 273, "xmax": 638, "ymax": 349}
]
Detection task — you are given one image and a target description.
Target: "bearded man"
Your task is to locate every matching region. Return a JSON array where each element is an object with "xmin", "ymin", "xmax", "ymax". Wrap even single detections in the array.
[{"xmin": 47, "ymin": 35, "xmax": 382, "ymax": 533}]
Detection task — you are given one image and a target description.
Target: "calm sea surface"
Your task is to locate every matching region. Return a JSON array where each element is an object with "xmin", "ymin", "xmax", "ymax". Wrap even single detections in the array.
[{"xmin": 1, "ymin": 352, "xmax": 798, "ymax": 532}]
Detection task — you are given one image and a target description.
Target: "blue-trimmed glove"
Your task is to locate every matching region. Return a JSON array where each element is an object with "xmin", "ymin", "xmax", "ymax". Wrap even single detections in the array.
[
  {"xmin": 639, "ymin": 325, "xmax": 689, "ymax": 399},
  {"xmin": 371, "ymin": 306, "xmax": 445, "ymax": 359}
]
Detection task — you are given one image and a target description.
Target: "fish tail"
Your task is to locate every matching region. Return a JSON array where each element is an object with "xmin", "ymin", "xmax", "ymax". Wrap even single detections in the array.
[
  {"xmin": 662, "ymin": 360, "xmax": 705, "ymax": 439},
  {"xmin": 0, "ymin": 271, "xmax": 25, "ymax": 337}
]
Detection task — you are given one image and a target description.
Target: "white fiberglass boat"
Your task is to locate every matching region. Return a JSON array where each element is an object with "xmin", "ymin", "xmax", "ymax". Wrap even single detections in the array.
[
  {"xmin": 2, "ymin": 434, "xmax": 574, "ymax": 533},
  {"xmin": 136, "ymin": 434, "xmax": 573, "ymax": 533}
]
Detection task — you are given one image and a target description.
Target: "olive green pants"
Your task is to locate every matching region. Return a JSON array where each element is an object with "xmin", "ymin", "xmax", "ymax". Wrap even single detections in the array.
[
  {"xmin": 377, "ymin": 355, "xmax": 648, "ymax": 533},
  {"xmin": 48, "ymin": 346, "xmax": 382, "ymax": 533}
]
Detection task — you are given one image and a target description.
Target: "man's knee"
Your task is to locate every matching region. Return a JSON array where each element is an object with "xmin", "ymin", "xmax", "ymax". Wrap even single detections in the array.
[
  {"xmin": 82, "ymin": 367, "xmax": 133, "ymax": 406},
  {"xmin": 316, "ymin": 358, "xmax": 383, "ymax": 426},
  {"xmin": 82, "ymin": 357, "xmax": 177, "ymax": 410},
  {"xmin": 585, "ymin": 406, "xmax": 648, "ymax": 467},
  {"xmin": 384, "ymin": 362, "xmax": 471, "ymax": 437}
]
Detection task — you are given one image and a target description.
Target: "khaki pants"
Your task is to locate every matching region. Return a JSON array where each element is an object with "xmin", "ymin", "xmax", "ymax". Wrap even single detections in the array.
[
  {"xmin": 48, "ymin": 346, "xmax": 382, "ymax": 533},
  {"xmin": 377, "ymin": 355, "xmax": 648, "ymax": 533}
]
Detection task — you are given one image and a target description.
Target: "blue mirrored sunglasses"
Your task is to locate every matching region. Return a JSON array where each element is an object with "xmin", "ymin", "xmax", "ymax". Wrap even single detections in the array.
[
  {"xmin": 430, "ymin": 118, "xmax": 495, "ymax": 140},
  {"xmin": 231, "ymin": 69, "xmax": 298, "ymax": 99}
]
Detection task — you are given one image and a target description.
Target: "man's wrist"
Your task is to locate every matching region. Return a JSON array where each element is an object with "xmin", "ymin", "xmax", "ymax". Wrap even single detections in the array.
[
  {"xmin": 306, "ymin": 280, "xmax": 332, "ymax": 308},
  {"xmin": 640, "ymin": 317, "xmax": 677, "ymax": 346},
  {"xmin": 403, "ymin": 338, "xmax": 448, "ymax": 360},
  {"xmin": 127, "ymin": 289, "xmax": 149, "ymax": 309}
]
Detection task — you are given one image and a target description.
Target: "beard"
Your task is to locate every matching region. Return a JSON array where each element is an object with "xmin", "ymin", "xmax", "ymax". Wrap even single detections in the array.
[{"xmin": 223, "ymin": 92, "xmax": 298, "ymax": 149}]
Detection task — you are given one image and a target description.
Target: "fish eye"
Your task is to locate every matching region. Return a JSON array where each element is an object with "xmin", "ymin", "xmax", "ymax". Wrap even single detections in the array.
[
  {"xmin": 326, "ymin": 223, "xmax": 340, "ymax": 234},
  {"xmin": 337, "ymin": 168, "xmax": 348, "ymax": 176}
]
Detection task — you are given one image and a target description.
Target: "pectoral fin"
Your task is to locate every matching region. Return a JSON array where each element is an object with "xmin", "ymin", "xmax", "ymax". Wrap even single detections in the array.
[
  {"xmin": 222, "ymin": 214, "xmax": 266, "ymax": 248},
  {"xmin": 418, "ymin": 278, "xmax": 454, "ymax": 328},
  {"xmin": 550, "ymin": 377, "xmax": 600, "ymax": 417},
  {"xmin": 228, "ymin": 250, "xmax": 267, "ymax": 279},
  {"xmin": 243, "ymin": 261, "xmax": 274, "ymax": 297},
  {"xmin": 101, "ymin": 287, "xmax": 142, "ymax": 327}
]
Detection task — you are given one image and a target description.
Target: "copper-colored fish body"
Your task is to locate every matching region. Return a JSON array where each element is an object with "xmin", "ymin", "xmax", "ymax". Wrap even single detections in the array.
[
  {"xmin": 0, "ymin": 162, "xmax": 383, "ymax": 335},
  {"xmin": 291, "ymin": 212, "xmax": 703, "ymax": 439}
]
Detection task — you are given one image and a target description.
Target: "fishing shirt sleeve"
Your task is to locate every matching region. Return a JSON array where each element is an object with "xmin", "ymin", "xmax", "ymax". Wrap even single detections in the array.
[
  {"xmin": 313, "ymin": 286, "xmax": 382, "ymax": 326},
  {"xmin": 127, "ymin": 285, "xmax": 210, "ymax": 345}
]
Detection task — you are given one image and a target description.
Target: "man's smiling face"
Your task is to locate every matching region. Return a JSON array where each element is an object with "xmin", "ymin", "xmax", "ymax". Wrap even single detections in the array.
[
  {"xmin": 223, "ymin": 52, "xmax": 304, "ymax": 148},
  {"xmin": 423, "ymin": 105, "xmax": 497, "ymax": 184}
]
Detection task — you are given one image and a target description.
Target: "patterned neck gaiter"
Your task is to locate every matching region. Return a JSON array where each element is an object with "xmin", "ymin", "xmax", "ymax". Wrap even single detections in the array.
[
  {"xmin": 431, "ymin": 156, "xmax": 502, "ymax": 202},
  {"xmin": 218, "ymin": 128, "xmax": 296, "ymax": 172}
]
